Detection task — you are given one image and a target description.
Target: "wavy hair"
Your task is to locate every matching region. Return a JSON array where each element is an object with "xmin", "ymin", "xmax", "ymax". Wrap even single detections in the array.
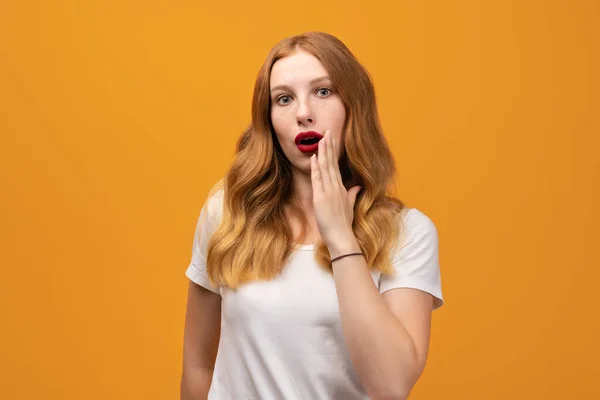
[{"xmin": 206, "ymin": 31, "xmax": 405, "ymax": 288}]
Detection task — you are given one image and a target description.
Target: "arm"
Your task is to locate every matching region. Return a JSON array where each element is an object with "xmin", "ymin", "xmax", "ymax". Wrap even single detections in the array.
[
  {"xmin": 330, "ymin": 239, "xmax": 434, "ymax": 400},
  {"xmin": 180, "ymin": 281, "xmax": 221, "ymax": 400},
  {"xmin": 310, "ymin": 133, "xmax": 440, "ymax": 398}
]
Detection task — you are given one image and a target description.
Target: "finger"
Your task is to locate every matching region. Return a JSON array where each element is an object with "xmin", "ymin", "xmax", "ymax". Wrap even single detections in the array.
[
  {"xmin": 347, "ymin": 186, "xmax": 362, "ymax": 223},
  {"xmin": 318, "ymin": 131, "xmax": 332, "ymax": 190},
  {"xmin": 348, "ymin": 185, "xmax": 362, "ymax": 207},
  {"xmin": 332, "ymin": 137, "xmax": 344, "ymax": 188},
  {"xmin": 326, "ymin": 132, "xmax": 339, "ymax": 190},
  {"xmin": 310, "ymin": 154, "xmax": 324, "ymax": 194}
]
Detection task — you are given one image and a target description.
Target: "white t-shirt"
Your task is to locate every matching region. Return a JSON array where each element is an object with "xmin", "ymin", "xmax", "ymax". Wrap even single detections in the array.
[{"xmin": 185, "ymin": 188, "xmax": 443, "ymax": 400}]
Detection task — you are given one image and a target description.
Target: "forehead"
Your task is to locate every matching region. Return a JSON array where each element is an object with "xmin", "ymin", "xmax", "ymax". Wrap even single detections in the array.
[{"xmin": 270, "ymin": 51, "xmax": 329, "ymax": 87}]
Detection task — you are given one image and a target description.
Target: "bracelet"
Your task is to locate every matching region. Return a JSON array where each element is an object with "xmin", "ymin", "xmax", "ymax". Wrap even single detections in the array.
[{"xmin": 331, "ymin": 252, "xmax": 364, "ymax": 263}]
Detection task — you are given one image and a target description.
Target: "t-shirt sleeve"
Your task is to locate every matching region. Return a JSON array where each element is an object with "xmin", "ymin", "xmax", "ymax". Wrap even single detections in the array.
[
  {"xmin": 379, "ymin": 208, "xmax": 444, "ymax": 310},
  {"xmin": 185, "ymin": 188, "xmax": 224, "ymax": 295}
]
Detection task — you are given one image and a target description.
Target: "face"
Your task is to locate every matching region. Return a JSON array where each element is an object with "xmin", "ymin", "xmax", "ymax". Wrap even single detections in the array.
[{"xmin": 269, "ymin": 50, "xmax": 346, "ymax": 173}]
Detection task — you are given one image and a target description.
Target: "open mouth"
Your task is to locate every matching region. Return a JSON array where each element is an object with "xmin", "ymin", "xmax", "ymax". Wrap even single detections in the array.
[
  {"xmin": 299, "ymin": 137, "xmax": 321, "ymax": 145},
  {"xmin": 295, "ymin": 131, "xmax": 324, "ymax": 154}
]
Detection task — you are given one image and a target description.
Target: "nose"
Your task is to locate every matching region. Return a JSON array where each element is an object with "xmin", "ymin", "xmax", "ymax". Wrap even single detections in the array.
[{"xmin": 296, "ymin": 98, "xmax": 314, "ymax": 126}]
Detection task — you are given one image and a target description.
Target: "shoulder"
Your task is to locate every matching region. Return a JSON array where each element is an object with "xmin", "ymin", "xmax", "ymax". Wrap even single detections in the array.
[
  {"xmin": 204, "ymin": 179, "xmax": 225, "ymax": 219},
  {"xmin": 380, "ymin": 206, "xmax": 444, "ymax": 307},
  {"xmin": 393, "ymin": 207, "xmax": 439, "ymax": 260},
  {"xmin": 399, "ymin": 207, "xmax": 438, "ymax": 239},
  {"xmin": 207, "ymin": 178, "xmax": 224, "ymax": 199}
]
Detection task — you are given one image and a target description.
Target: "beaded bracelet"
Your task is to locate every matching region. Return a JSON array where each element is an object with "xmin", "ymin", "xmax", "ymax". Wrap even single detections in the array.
[{"xmin": 331, "ymin": 252, "xmax": 364, "ymax": 263}]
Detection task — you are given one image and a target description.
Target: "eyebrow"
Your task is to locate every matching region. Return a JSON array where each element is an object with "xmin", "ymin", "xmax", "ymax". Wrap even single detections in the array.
[{"xmin": 270, "ymin": 76, "xmax": 332, "ymax": 93}]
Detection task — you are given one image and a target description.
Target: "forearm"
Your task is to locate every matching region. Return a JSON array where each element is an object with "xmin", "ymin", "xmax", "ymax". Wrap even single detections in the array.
[
  {"xmin": 330, "ymin": 240, "xmax": 420, "ymax": 399},
  {"xmin": 180, "ymin": 366, "xmax": 213, "ymax": 400}
]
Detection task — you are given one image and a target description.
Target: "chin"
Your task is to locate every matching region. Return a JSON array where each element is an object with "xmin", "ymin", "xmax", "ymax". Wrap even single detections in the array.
[{"xmin": 290, "ymin": 159, "xmax": 312, "ymax": 174}]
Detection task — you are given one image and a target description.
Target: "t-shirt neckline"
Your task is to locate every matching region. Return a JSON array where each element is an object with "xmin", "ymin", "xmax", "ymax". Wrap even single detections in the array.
[{"xmin": 294, "ymin": 243, "xmax": 316, "ymax": 251}]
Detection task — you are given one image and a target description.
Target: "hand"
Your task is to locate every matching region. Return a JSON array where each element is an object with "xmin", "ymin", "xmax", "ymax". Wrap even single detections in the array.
[{"xmin": 310, "ymin": 130, "xmax": 362, "ymax": 255}]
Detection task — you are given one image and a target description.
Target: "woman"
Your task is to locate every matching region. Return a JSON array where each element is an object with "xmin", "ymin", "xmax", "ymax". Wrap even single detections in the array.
[{"xmin": 181, "ymin": 31, "xmax": 443, "ymax": 400}]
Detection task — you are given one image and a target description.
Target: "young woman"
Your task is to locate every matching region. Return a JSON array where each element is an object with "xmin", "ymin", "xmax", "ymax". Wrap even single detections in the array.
[{"xmin": 181, "ymin": 31, "xmax": 443, "ymax": 400}]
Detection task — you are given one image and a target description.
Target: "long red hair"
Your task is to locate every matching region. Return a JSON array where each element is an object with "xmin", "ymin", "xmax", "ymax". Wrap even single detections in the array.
[{"xmin": 206, "ymin": 31, "xmax": 405, "ymax": 288}]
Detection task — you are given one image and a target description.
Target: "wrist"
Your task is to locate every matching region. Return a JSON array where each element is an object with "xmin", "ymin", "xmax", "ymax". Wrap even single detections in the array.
[{"xmin": 326, "ymin": 234, "xmax": 361, "ymax": 260}]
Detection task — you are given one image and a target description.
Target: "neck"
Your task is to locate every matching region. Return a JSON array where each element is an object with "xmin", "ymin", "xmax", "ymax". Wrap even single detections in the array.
[{"xmin": 290, "ymin": 167, "xmax": 314, "ymax": 213}]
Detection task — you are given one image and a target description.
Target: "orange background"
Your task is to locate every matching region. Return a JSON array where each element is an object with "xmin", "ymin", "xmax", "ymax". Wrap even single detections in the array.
[{"xmin": 1, "ymin": 1, "xmax": 598, "ymax": 399}]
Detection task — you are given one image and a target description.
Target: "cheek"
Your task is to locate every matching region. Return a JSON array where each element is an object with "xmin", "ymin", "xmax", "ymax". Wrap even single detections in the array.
[
  {"xmin": 330, "ymin": 102, "xmax": 346, "ymax": 147},
  {"xmin": 270, "ymin": 112, "xmax": 290, "ymax": 149},
  {"xmin": 270, "ymin": 109, "xmax": 281, "ymax": 130},
  {"xmin": 336, "ymin": 106, "xmax": 347, "ymax": 126},
  {"xmin": 328, "ymin": 105, "xmax": 346, "ymax": 136},
  {"xmin": 322, "ymin": 99, "xmax": 346, "ymax": 124},
  {"xmin": 270, "ymin": 109, "xmax": 293, "ymax": 134}
]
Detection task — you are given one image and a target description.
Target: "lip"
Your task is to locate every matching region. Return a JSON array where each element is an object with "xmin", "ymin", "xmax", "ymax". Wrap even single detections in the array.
[{"xmin": 295, "ymin": 131, "xmax": 324, "ymax": 154}]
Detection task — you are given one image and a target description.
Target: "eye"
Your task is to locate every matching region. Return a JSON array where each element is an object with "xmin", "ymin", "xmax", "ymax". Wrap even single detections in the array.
[
  {"xmin": 276, "ymin": 95, "xmax": 292, "ymax": 105},
  {"xmin": 316, "ymin": 87, "xmax": 332, "ymax": 97}
]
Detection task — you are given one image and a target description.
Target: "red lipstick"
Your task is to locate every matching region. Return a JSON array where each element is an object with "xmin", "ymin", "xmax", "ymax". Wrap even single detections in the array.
[{"xmin": 295, "ymin": 131, "xmax": 324, "ymax": 154}]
